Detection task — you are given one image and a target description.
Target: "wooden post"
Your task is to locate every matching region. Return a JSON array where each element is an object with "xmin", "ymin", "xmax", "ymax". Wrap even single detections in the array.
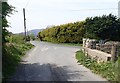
[
  {"xmin": 118, "ymin": 54, "xmax": 120, "ymax": 83},
  {"xmin": 111, "ymin": 44, "xmax": 116, "ymax": 62},
  {"xmin": 23, "ymin": 8, "xmax": 26, "ymax": 41},
  {"xmin": 0, "ymin": 1, "xmax": 2, "ymax": 83}
]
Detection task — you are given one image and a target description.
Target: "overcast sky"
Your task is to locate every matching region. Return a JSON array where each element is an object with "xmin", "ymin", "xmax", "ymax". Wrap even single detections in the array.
[{"xmin": 7, "ymin": 0, "xmax": 119, "ymax": 33}]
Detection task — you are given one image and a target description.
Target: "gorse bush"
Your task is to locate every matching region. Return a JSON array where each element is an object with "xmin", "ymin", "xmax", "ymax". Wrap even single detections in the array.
[{"xmin": 39, "ymin": 21, "xmax": 85, "ymax": 43}]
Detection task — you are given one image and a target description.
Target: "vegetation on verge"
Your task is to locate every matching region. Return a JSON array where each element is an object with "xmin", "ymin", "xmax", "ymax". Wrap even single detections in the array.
[
  {"xmin": 76, "ymin": 50, "xmax": 119, "ymax": 81},
  {"xmin": 2, "ymin": 41, "xmax": 33, "ymax": 81},
  {"xmin": 59, "ymin": 43, "xmax": 82, "ymax": 46},
  {"xmin": 2, "ymin": 2, "xmax": 34, "ymax": 82},
  {"xmin": 41, "ymin": 40, "xmax": 82, "ymax": 46}
]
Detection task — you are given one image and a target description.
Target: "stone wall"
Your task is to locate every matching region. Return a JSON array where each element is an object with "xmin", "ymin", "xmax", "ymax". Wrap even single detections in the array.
[
  {"xmin": 82, "ymin": 38, "xmax": 114, "ymax": 62},
  {"xmin": 84, "ymin": 47, "xmax": 111, "ymax": 63},
  {"xmin": 82, "ymin": 38, "xmax": 120, "ymax": 62}
]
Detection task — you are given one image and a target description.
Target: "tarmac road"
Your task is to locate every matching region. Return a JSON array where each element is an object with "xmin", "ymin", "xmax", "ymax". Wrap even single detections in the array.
[{"xmin": 9, "ymin": 41, "xmax": 107, "ymax": 82}]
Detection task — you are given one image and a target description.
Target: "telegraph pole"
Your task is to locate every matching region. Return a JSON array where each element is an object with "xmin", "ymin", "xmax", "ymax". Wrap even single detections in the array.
[
  {"xmin": 118, "ymin": 2, "xmax": 120, "ymax": 83},
  {"xmin": 23, "ymin": 8, "xmax": 27, "ymax": 41}
]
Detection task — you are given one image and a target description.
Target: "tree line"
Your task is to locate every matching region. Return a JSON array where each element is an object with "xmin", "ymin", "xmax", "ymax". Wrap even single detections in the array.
[{"xmin": 38, "ymin": 14, "xmax": 120, "ymax": 43}]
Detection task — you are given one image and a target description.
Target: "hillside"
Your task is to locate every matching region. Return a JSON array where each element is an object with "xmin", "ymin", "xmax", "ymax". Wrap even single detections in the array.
[
  {"xmin": 28, "ymin": 29, "xmax": 43, "ymax": 37},
  {"xmin": 18, "ymin": 29, "xmax": 43, "ymax": 37}
]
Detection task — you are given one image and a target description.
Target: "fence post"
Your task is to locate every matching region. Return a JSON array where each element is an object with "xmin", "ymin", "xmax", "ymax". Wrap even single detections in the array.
[
  {"xmin": 111, "ymin": 44, "xmax": 116, "ymax": 62},
  {"xmin": 118, "ymin": 55, "xmax": 120, "ymax": 83}
]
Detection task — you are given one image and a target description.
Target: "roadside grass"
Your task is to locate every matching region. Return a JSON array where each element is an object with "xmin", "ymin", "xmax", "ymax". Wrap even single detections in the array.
[
  {"xmin": 59, "ymin": 43, "xmax": 82, "ymax": 46},
  {"xmin": 2, "ymin": 42, "xmax": 34, "ymax": 82},
  {"xmin": 76, "ymin": 50, "xmax": 119, "ymax": 81},
  {"xmin": 38, "ymin": 40, "xmax": 82, "ymax": 46}
]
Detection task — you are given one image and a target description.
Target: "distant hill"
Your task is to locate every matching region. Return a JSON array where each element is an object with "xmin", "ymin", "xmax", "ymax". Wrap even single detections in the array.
[
  {"xmin": 18, "ymin": 29, "xmax": 43, "ymax": 37},
  {"xmin": 28, "ymin": 29, "xmax": 43, "ymax": 37}
]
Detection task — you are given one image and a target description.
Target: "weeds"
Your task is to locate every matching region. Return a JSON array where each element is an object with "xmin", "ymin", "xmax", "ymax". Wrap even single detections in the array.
[
  {"xmin": 76, "ymin": 50, "xmax": 119, "ymax": 81},
  {"xmin": 2, "ymin": 42, "xmax": 34, "ymax": 81}
]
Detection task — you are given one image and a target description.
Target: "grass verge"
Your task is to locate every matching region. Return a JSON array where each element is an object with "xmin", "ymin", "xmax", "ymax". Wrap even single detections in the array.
[
  {"xmin": 38, "ymin": 40, "xmax": 82, "ymax": 46},
  {"xmin": 59, "ymin": 43, "xmax": 82, "ymax": 46},
  {"xmin": 2, "ymin": 42, "xmax": 34, "ymax": 82},
  {"xmin": 76, "ymin": 50, "xmax": 119, "ymax": 81}
]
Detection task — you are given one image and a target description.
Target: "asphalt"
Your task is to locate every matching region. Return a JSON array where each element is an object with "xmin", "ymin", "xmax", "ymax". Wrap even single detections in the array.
[{"xmin": 9, "ymin": 41, "xmax": 107, "ymax": 82}]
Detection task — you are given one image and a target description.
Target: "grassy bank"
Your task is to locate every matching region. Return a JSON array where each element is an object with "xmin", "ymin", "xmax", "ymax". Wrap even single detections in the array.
[
  {"xmin": 76, "ymin": 50, "xmax": 119, "ymax": 81},
  {"xmin": 2, "ymin": 42, "xmax": 34, "ymax": 81}
]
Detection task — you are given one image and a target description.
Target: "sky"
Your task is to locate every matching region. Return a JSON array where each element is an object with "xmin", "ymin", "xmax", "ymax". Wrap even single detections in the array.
[{"xmin": 7, "ymin": 0, "xmax": 120, "ymax": 33}]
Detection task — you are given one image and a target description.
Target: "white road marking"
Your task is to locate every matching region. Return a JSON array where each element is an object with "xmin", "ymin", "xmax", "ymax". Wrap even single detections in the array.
[
  {"xmin": 54, "ymin": 47, "xmax": 57, "ymax": 50},
  {"xmin": 41, "ymin": 48, "xmax": 48, "ymax": 51}
]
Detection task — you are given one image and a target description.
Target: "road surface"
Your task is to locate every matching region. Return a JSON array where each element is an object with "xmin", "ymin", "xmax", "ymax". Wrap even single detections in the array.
[{"xmin": 10, "ymin": 41, "xmax": 107, "ymax": 81}]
